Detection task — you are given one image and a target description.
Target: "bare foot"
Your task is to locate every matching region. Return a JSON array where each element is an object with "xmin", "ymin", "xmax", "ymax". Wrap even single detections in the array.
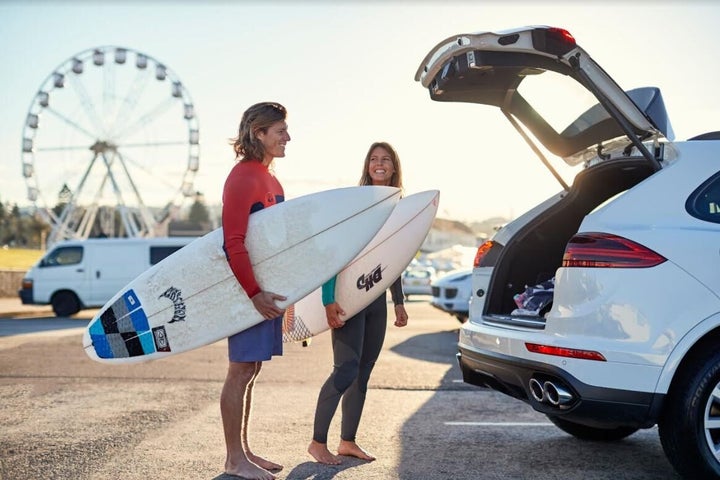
[
  {"xmin": 247, "ymin": 452, "xmax": 283, "ymax": 472},
  {"xmin": 225, "ymin": 458, "xmax": 275, "ymax": 480},
  {"xmin": 308, "ymin": 440, "xmax": 342, "ymax": 465},
  {"xmin": 337, "ymin": 440, "xmax": 376, "ymax": 462}
]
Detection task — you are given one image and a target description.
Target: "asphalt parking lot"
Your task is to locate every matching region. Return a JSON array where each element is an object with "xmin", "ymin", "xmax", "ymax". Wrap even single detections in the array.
[{"xmin": 0, "ymin": 298, "xmax": 679, "ymax": 480}]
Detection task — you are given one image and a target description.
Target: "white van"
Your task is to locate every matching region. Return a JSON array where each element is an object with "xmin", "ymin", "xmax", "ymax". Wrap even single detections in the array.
[{"xmin": 18, "ymin": 237, "xmax": 196, "ymax": 316}]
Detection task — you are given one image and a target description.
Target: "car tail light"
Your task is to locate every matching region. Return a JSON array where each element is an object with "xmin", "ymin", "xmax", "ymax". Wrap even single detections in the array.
[
  {"xmin": 562, "ymin": 233, "xmax": 666, "ymax": 268},
  {"xmin": 526, "ymin": 342, "xmax": 606, "ymax": 361},
  {"xmin": 531, "ymin": 27, "xmax": 577, "ymax": 56},
  {"xmin": 473, "ymin": 240, "xmax": 495, "ymax": 268}
]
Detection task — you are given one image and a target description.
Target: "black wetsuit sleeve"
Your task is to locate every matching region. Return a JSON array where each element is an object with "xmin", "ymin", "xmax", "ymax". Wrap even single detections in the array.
[{"xmin": 389, "ymin": 275, "xmax": 404, "ymax": 306}]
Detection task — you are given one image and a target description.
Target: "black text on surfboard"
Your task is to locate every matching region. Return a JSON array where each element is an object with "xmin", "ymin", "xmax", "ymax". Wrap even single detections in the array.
[
  {"xmin": 357, "ymin": 264, "xmax": 384, "ymax": 292},
  {"xmin": 158, "ymin": 286, "xmax": 187, "ymax": 323}
]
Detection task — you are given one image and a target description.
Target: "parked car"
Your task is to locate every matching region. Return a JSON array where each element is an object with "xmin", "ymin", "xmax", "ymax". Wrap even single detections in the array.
[
  {"xmin": 430, "ymin": 269, "xmax": 471, "ymax": 323},
  {"xmin": 401, "ymin": 266, "xmax": 436, "ymax": 298},
  {"xmin": 416, "ymin": 25, "xmax": 720, "ymax": 479}
]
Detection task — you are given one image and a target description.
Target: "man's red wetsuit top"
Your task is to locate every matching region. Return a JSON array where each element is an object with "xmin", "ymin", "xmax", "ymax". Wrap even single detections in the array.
[{"xmin": 222, "ymin": 160, "xmax": 284, "ymax": 299}]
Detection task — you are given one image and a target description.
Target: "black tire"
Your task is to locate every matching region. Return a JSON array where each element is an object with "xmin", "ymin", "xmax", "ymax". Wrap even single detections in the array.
[
  {"xmin": 658, "ymin": 348, "xmax": 720, "ymax": 479},
  {"xmin": 547, "ymin": 415, "xmax": 638, "ymax": 441},
  {"xmin": 51, "ymin": 291, "xmax": 81, "ymax": 317}
]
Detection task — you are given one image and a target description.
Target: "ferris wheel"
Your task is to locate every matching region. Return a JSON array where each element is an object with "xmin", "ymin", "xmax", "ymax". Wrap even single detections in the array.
[{"xmin": 21, "ymin": 46, "xmax": 199, "ymax": 245}]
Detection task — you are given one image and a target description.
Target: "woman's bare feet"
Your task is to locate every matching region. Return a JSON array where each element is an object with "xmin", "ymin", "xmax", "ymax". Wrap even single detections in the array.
[
  {"xmin": 247, "ymin": 453, "xmax": 283, "ymax": 472},
  {"xmin": 308, "ymin": 440, "xmax": 342, "ymax": 465},
  {"xmin": 337, "ymin": 440, "xmax": 376, "ymax": 462},
  {"xmin": 225, "ymin": 458, "xmax": 275, "ymax": 480}
]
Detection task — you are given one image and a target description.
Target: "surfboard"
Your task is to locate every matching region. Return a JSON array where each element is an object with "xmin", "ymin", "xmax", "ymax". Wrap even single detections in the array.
[
  {"xmin": 282, "ymin": 190, "xmax": 439, "ymax": 343},
  {"xmin": 83, "ymin": 185, "xmax": 401, "ymax": 364}
]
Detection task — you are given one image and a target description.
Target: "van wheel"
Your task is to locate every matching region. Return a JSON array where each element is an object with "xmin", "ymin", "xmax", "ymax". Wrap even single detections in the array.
[
  {"xmin": 547, "ymin": 415, "xmax": 638, "ymax": 441},
  {"xmin": 51, "ymin": 291, "xmax": 81, "ymax": 317},
  {"xmin": 658, "ymin": 349, "xmax": 720, "ymax": 479},
  {"xmin": 455, "ymin": 313, "xmax": 468, "ymax": 324}
]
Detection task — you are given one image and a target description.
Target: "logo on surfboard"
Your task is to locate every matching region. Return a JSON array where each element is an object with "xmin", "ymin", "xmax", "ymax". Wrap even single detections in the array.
[
  {"xmin": 152, "ymin": 326, "xmax": 171, "ymax": 352},
  {"xmin": 357, "ymin": 264, "xmax": 384, "ymax": 292},
  {"xmin": 158, "ymin": 286, "xmax": 187, "ymax": 323}
]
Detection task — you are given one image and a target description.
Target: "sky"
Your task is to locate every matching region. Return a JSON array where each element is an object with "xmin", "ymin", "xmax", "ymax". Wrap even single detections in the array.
[{"xmin": 1, "ymin": 1, "xmax": 719, "ymax": 224}]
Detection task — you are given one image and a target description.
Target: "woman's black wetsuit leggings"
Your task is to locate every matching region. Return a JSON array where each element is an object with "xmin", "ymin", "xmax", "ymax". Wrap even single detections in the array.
[{"xmin": 312, "ymin": 291, "xmax": 388, "ymax": 443}]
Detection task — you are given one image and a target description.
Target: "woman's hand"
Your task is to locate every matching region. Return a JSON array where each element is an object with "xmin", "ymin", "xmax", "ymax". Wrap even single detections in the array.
[
  {"xmin": 325, "ymin": 302, "xmax": 346, "ymax": 329},
  {"xmin": 251, "ymin": 291, "xmax": 287, "ymax": 319},
  {"xmin": 394, "ymin": 304, "xmax": 408, "ymax": 327}
]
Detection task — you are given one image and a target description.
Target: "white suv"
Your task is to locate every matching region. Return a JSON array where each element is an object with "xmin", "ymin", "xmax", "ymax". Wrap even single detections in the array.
[{"xmin": 416, "ymin": 26, "xmax": 720, "ymax": 479}]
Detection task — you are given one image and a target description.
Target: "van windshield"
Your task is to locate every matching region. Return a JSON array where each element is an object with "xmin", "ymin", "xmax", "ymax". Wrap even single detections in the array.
[{"xmin": 42, "ymin": 246, "xmax": 83, "ymax": 267}]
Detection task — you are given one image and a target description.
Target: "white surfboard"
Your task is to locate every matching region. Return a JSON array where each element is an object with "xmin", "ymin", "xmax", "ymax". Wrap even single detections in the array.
[
  {"xmin": 83, "ymin": 186, "xmax": 401, "ymax": 364},
  {"xmin": 282, "ymin": 190, "xmax": 439, "ymax": 343}
]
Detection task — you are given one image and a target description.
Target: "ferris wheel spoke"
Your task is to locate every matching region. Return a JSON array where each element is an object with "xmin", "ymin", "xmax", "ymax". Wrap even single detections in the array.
[
  {"xmin": 113, "ymin": 96, "xmax": 177, "ymax": 141},
  {"xmin": 120, "ymin": 149, "xmax": 182, "ymax": 192},
  {"xmin": 102, "ymin": 59, "xmax": 116, "ymax": 127},
  {"xmin": 120, "ymin": 140, "xmax": 188, "ymax": 148},
  {"xmin": 35, "ymin": 144, "xmax": 95, "ymax": 152},
  {"xmin": 109, "ymin": 69, "xmax": 152, "ymax": 138},
  {"xmin": 66, "ymin": 74, "xmax": 108, "ymax": 138},
  {"xmin": 44, "ymin": 107, "xmax": 99, "ymax": 141}
]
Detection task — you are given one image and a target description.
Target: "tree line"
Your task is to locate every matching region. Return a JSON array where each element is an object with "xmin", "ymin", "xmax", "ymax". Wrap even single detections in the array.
[
  {"xmin": 0, "ymin": 196, "xmax": 212, "ymax": 250},
  {"xmin": 0, "ymin": 201, "xmax": 49, "ymax": 249}
]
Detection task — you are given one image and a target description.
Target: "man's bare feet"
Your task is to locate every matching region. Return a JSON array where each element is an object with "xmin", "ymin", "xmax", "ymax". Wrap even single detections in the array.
[
  {"xmin": 247, "ymin": 453, "xmax": 283, "ymax": 472},
  {"xmin": 225, "ymin": 458, "xmax": 276, "ymax": 480},
  {"xmin": 337, "ymin": 440, "xmax": 376, "ymax": 462},
  {"xmin": 308, "ymin": 440, "xmax": 342, "ymax": 465}
]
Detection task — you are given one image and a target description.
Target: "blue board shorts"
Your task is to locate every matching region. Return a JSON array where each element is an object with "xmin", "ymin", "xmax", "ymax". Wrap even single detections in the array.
[{"xmin": 228, "ymin": 315, "xmax": 283, "ymax": 362}]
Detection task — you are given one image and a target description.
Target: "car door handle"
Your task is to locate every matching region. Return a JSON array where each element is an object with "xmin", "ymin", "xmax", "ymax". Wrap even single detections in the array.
[{"xmin": 96, "ymin": 271, "xmax": 101, "ymax": 279}]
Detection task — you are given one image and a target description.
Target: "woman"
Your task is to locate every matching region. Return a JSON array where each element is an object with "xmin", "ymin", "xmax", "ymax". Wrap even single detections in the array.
[
  {"xmin": 221, "ymin": 101, "xmax": 290, "ymax": 480},
  {"xmin": 308, "ymin": 141, "xmax": 409, "ymax": 465}
]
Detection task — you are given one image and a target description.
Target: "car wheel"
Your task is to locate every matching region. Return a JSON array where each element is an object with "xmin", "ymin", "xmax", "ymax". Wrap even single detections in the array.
[
  {"xmin": 547, "ymin": 415, "xmax": 638, "ymax": 441},
  {"xmin": 51, "ymin": 291, "xmax": 81, "ymax": 317},
  {"xmin": 658, "ymin": 348, "xmax": 720, "ymax": 479}
]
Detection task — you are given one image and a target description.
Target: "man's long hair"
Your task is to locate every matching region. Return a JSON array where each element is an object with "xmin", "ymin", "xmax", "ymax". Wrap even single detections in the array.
[{"xmin": 230, "ymin": 102, "xmax": 287, "ymax": 162}]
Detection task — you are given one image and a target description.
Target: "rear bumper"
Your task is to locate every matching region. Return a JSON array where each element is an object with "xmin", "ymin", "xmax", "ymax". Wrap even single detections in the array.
[{"xmin": 458, "ymin": 346, "xmax": 662, "ymax": 429}]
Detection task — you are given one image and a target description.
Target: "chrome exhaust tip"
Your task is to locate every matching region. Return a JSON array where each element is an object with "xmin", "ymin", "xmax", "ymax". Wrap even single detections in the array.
[
  {"xmin": 529, "ymin": 378, "xmax": 545, "ymax": 402},
  {"xmin": 543, "ymin": 381, "xmax": 574, "ymax": 406}
]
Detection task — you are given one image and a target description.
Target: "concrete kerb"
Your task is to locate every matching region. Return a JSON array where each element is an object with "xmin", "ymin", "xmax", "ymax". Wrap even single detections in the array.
[{"xmin": 0, "ymin": 297, "xmax": 53, "ymax": 317}]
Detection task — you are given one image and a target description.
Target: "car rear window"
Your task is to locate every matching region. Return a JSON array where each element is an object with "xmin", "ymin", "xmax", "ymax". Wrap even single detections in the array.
[{"xmin": 686, "ymin": 172, "xmax": 720, "ymax": 223}]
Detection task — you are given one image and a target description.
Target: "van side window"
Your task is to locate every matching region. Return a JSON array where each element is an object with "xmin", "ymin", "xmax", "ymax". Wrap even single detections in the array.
[
  {"xmin": 687, "ymin": 172, "xmax": 720, "ymax": 223},
  {"xmin": 150, "ymin": 246, "xmax": 183, "ymax": 265},
  {"xmin": 41, "ymin": 246, "xmax": 83, "ymax": 267}
]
